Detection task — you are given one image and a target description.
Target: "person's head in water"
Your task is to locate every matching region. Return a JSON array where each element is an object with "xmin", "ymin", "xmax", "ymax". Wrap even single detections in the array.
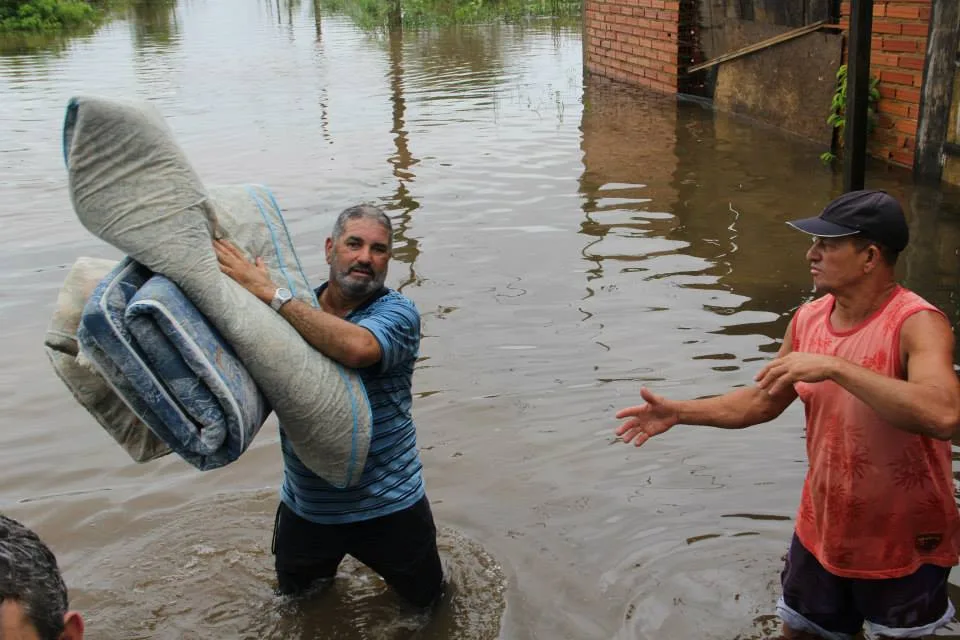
[
  {"xmin": 326, "ymin": 204, "xmax": 393, "ymax": 300},
  {"xmin": 0, "ymin": 514, "xmax": 84, "ymax": 640}
]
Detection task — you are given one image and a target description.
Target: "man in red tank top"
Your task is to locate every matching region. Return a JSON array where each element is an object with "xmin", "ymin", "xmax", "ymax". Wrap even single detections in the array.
[{"xmin": 614, "ymin": 190, "xmax": 960, "ymax": 639}]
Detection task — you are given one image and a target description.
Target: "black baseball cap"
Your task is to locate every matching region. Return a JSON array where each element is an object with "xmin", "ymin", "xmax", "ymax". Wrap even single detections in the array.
[{"xmin": 786, "ymin": 190, "xmax": 909, "ymax": 252}]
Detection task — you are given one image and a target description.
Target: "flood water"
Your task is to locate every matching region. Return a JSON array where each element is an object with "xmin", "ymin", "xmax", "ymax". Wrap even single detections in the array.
[{"xmin": 2, "ymin": 1, "xmax": 960, "ymax": 638}]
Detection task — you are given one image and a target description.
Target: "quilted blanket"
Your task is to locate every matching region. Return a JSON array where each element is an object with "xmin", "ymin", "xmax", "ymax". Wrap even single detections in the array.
[{"xmin": 55, "ymin": 96, "xmax": 373, "ymax": 487}]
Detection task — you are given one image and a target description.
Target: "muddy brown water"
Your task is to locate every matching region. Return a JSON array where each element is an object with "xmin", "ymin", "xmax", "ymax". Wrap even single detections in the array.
[{"xmin": 2, "ymin": 1, "xmax": 960, "ymax": 638}]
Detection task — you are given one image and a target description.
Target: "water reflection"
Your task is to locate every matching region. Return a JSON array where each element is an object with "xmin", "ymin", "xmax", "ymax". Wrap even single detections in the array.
[
  {"xmin": 0, "ymin": 30, "xmax": 80, "ymax": 56},
  {"xmin": 578, "ymin": 74, "xmax": 960, "ymax": 361},
  {"xmin": 383, "ymin": 21, "xmax": 423, "ymax": 290},
  {"xmin": 263, "ymin": 0, "xmax": 303, "ymax": 26},
  {"xmin": 578, "ymin": 77, "xmax": 681, "ymax": 285},
  {"xmin": 129, "ymin": 0, "xmax": 180, "ymax": 49},
  {"xmin": 903, "ymin": 186, "xmax": 960, "ymax": 362}
]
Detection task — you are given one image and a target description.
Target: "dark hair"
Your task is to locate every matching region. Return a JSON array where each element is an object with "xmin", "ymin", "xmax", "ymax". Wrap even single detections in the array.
[
  {"xmin": 0, "ymin": 514, "xmax": 68, "ymax": 640},
  {"xmin": 331, "ymin": 204, "xmax": 393, "ymax": 250},
  {"xmin": 852, "ymin": 236, "xmax": 900, "ymax": 266}
]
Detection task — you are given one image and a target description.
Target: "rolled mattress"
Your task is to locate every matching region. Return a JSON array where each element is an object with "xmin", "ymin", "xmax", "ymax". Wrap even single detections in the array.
[
  {"xmin": 75, "ymin": 258, "xmax": 268, "ymax": 470},
  {"xmin": 44, "ymin": 257, "xmax": 172, "ymax": 464},
  {"xmin": 57, "ymin": 95, "xmax": 373, "ymax": 488}
]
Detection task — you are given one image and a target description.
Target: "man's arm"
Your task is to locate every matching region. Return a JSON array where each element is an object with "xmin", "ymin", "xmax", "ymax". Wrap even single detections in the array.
[
  {"xmin": 276, "ymin": 299, "xmax": 382, "ymax": 369},
  {"xmin": 833, "ymin": 311, "xmax": 959, "ymax": 439},
  {"xmin": 213, "ymin": 239, "xmax": 381, "ymax": 369},
  {"xmin": 756, "ymin": 310, "xmax": 960, "ymax": 441},
  {"xmin": 615, "ymin": 318, "xmax": 798, "ymax": 446}
]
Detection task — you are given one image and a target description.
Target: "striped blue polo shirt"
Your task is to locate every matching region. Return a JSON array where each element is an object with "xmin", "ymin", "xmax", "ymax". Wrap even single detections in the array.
[{"xmin": 278, "ymin": 284, "xmax": 425, "ymax": 524}]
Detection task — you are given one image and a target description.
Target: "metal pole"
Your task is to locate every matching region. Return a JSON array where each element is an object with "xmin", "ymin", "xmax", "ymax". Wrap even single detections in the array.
[{"xmin": 843, "ymin": 0, "xmax": 874, "ymax": 192}]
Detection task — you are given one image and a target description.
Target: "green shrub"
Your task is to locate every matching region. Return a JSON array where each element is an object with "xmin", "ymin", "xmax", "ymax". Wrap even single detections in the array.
[{"xmin": 0, "ymin": 0, "xmax": 99, "ymax": 31}]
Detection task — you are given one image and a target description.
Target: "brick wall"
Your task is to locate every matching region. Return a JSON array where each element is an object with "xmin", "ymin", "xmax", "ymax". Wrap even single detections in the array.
[
  {"xmin": 839, "ymin": 0, "xmax": 932, "ymax": 167},
  {"xmin": 583, "ymin": 0, "xmax": 681, "ymax": 94}
]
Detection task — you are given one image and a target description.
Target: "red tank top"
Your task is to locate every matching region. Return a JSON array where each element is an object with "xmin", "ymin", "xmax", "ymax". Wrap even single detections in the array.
[{"xmin": 792, "ymin": 286, "xmax": 959, "ymax": 578}]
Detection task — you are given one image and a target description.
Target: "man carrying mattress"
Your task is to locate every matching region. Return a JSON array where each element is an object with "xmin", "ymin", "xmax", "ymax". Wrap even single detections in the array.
[{"xmin": 214, "ymin": 204, "xmax": 443, "ymax": 609}]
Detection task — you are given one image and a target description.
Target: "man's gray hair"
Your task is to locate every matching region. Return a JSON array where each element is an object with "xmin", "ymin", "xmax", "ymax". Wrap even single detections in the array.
[
  {"xmin": 331, "ymin": 204, "xmax": 393, "ymax": 249},
  {"xmin": 0, "ymin": 514, "xmax": 68, "ymax": 640}
]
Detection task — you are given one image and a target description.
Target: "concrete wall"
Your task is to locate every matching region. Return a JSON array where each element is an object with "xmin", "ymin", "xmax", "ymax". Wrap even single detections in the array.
[{"xmin": 584, "ymin": 0, "xmax": 944, "ymax": 174}]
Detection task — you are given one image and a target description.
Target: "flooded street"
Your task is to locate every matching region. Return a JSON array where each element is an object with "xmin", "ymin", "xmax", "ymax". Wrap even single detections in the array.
[{"xmin": 2, "ymin": 0, "xmax": 960, "ymax": 638}]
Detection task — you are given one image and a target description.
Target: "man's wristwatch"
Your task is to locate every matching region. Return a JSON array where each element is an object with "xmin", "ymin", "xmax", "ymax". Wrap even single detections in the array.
[{"xmin": 270, "ymin": 287, "xmax": 293, "ymax": 311}]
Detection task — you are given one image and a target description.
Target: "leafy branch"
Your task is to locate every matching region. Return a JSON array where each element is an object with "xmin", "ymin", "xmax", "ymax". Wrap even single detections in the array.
[{"xmin": 820, "ymin": 64, "xmax": 881, "ymax": 165}]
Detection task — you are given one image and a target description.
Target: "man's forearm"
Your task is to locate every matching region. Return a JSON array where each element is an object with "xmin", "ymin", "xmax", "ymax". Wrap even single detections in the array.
[
  {"xmin": 675, "ymin": 386, "xmax": 789, "ymax": 428},
  {"xmin": 278, "ymin": 299, "xmax": 380, "ymax": 369},
  {"xmin": 830, "ymin": 360, "xmax": 959, "ymax": 440}
]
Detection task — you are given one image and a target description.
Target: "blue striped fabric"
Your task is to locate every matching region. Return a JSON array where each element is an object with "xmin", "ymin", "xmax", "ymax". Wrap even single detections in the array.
[{"xmin": 279, "ymin": 286, "xmax": 425, "ymax": 524}]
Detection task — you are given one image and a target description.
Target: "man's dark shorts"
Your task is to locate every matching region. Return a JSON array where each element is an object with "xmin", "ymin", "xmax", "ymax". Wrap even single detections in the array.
[
  {"xmin": 272, "ymin": 495, "xmax": 444, "ymax": 609},
  {"xmin": 777, "ymin": 533, "xmax": 954, "ymax": 639}
]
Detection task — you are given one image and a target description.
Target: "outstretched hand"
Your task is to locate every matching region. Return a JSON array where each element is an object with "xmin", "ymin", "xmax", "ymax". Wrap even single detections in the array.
[
  {"xmin": 614, "ymin": 387, "xmax": 680, "ymax": 447},
  {"xmin": 213, "ymin": 238, "xmax": 275, "ymax": 304}
]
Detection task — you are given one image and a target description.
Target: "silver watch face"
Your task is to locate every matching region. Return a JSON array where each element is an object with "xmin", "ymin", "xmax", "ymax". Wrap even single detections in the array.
[{"xmin": 272, "ymin": 287, "xmax": 293, "ymax": 309}]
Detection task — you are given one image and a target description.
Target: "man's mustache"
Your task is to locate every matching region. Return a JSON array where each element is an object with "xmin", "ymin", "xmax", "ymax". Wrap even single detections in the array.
[{"xmin": 348, "ymin": 265, "xmax": 374, "ymax": 276}]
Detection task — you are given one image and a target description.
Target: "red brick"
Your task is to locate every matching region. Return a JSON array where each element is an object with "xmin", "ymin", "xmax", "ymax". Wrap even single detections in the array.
[
  {"xmin": 878, "ymin": 85, "xmax": 898, "ymax": 100},
  {"xmin": 898, "ymin": 55, "xmax": 925, "ymax": 71},
  {"xmin": 896, "ymin": 87, "xmax": 921, "ymax": 103},
  {"xmin": 651, "ymin": 40, "xmax": 677, "ymax": 53},
  {"xmin": 874, "ymin": 3, "xmax": 886, "ymax": 17},
  {"xmin": 880, "ymin": 70, "xmax": 916, "ymax": 86},
  {"xmin": 907, "ymin": 105, "xmax": 919, "ymax": 119},
  {"xmin": 872, "ymin": 21, "xmax": 902, "ymax": 35},
  {"xmin": 880, "ymin": 101, "xmax": 911, "ymax": 117},
  {"xmin": 890, "ymin": 149, "xmax": 915, "ymax": 167},
  {"xmin": 873, "ymin": 130, "xmax": 898, "ymax": 146},
  {"xmin": 870, "ymin": 52, "xmax": 900, "ymax": 67},
  {"xmin": 919, "ymin": 6, "xmax": 930, "ymax": 20},
  {"xmin": 894, "ymin": 118, "xmax": 919, "ymax": 135},
  {"xmin": 663, "ymin": 0, "xmax": 678, "ymax": 9},
  {"xmin": 901, "ymin": 23, "xmax": 929, "ymax": 38},
  {"xmin": 881, "ymin": 38, "xmax": 919, "ymax": 53},
  {"xmin": 886, "ymin": 4, "xmax": 920, "ymax": 19},
  {"xmin": 840, "ymin": 1, "xmax": 850, "ymax": 16}
]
